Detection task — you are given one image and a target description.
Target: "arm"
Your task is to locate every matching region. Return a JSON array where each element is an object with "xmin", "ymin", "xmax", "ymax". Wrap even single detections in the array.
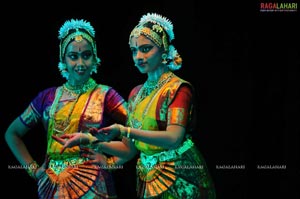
[
  {"xmin": 5, "ymin": 117, "xmax": 33, "ymax": 166},
  {"xmin": 5, "ymin": 88, "xmax": 56, "ymax": 179},
  {"xmin": 100, "ymin": 85, "xmax": 192, "ymax": 149},
  {"xmin": 101, "ymin": 138, "xmax": 138, "ymax": 167},
  {"xmin": 52, "ymin": 132, "xmax": 138, "ymax": 165},
  {"xmin": 118, "ymin": 124, "xmax": 185, "ymax": 149},
  {"xmin": 5, "ymin": 117, "xmax": 43, "ymax": 179},
  {"xmin": 98, "ymin": 137, "xmax": 138, "ymax": 163}
]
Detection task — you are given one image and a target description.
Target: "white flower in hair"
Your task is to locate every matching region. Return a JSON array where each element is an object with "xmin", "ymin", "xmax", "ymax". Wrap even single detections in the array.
[
  {"xmin": 139, "ymin": 13, "xmax": 174, "ymax": 41},
  {"xmin": 58, "ymin": 19, "xmax": 95, "ymax": 39}
]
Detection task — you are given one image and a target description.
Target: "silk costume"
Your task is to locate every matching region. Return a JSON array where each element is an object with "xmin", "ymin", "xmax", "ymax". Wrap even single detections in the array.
[
  {"xmin": 128, "ymin": 71, "xmax": 216, "ymax": 199},
  {"xmin": 20, "ymin": 81, "xmax": 127, "ymax": 199}
]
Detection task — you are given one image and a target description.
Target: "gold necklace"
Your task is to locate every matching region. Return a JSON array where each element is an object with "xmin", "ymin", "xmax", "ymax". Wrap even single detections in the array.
[
  {"xmin": 49, "ymin": 88, "xmax": 81, "ymax": 135},
  {"xmin": 64, "ymin": 78, "xmax": 97, "ymax": 95},
  {"xmin": 129, "ymin": 71, "xmax": 174, "ymax": 129},
  {"xmin": 49, "ymin": 78, "xmax": 97, "ymax": 135},
  {"xmin": 130, "ymin": 71, "xmax": 174, "ymax": 112},
  {"xmin": 143, "ymin": 79, "xmax": 158, "ymax": 96}
]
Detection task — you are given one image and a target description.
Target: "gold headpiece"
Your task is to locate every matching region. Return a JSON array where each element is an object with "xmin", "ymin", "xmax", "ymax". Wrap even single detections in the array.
[
  {"xmin": 58, "ymin": 19, "xmax": 98, "ymax": 62},
  {"xmin": 57, "ymin": 19, "xmax": 101, "ymax": 79},
  {"xmin": 129, "ymin": 13, "xmax": 182, "ymax": 71}
]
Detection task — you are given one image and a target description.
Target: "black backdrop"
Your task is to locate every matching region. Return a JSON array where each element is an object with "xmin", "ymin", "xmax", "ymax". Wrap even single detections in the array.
[{"xmin": 1, "ymin": 1, "xmax": 299, "ymax": 198}]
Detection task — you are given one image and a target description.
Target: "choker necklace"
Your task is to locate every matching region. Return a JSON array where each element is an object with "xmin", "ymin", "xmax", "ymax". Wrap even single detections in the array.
[
  {"xmin": 63, "ymin": 78, "xmax": 97, "ymax": 95},
  {"xmin": 143, "ymin": 79, "xmax": 158, "ymax": 96},
  {"xmin": 141, "ymin": 71, "xmax": 173, "ymax": 99},
  {"xmin": 144, "ymin": 71, "xmax": 173, "ymax": 95}
]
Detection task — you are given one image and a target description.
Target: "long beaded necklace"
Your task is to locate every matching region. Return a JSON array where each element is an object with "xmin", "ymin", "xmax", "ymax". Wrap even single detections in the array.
[
  {"xmin": 129, "ymin": 71, "xmax": 174, "ymax": 129},
  {"xmin": 49, "ymin": 78, "xmax": 97, "ymax": 135}
]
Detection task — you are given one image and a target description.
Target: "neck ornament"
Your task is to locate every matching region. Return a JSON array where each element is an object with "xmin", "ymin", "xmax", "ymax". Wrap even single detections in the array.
[
  {"xmin": 63, "ymin": 78, "xmax": 97, "ymax": 95},
  {"xmin": 129, "ymin": 71, "xmax": 174, "ymax": 129}
]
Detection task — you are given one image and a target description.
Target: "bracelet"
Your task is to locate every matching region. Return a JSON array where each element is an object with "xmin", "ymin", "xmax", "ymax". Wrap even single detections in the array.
[
  {"xmin": 126, "ymin": 127, "xmax": 131, "ymax": 139},
  {"xmin": 117, "ymin": 124, "xmax": 131, "ymax": 139},
  {"xmin": 80, "ymin": 132, "xmax": 97, "ymax": 146},
  {"xmin": 106, "ymin": 157, "xmax": 116, "ymax": 169},
  {"xmin": 118, "ymin": 124, "xmax": 126, "ymax": 137},
  {"xmin": 26, "ymin": 160, "xmax": 39, "ymax": 180},
  {"xmin": 86, "ymin": 133, "xmax": 97, "ymax": 145}
]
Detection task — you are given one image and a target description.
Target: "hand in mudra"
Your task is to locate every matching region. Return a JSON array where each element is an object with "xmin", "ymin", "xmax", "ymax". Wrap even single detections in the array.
[
  {"xmin": 80, "ymin": 147, "xmax": 108, "ymax": 166},
  {"xmin": 89, "ymin": 123, "xmax": 121, "ymax": 142},
  {"xmin": 52, "ymin": 133, "xmax": 90, "ymax": 154}
]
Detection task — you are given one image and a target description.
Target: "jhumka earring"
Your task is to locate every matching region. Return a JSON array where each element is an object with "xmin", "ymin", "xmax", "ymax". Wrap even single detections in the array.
[{"xmin": 162, "ymin": 53, "xmax": 168, "ymax": 64}]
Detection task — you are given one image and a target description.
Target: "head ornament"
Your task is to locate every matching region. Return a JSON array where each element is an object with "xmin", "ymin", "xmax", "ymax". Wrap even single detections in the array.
[
  {"xmin": 139, "ymin": 13, "xmax": 174, "ymax": 42},
  {"xmin": 58, "ymin": 19, "xmax": 100, "ymax": 79},
  {"xmin": 130, "ymin": 13, "xmax": 182, "ymax": 71}
]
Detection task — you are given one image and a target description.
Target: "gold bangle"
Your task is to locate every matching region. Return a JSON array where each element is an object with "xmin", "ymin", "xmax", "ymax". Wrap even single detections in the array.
[
  {"xmin": 118, "ymin": 124, "xmax": 126, "ymax": 137},
  {"xmin": 106, "ymin": 157, "xmax": 116, "ymax": 169},
  {"xmin": 127, "ymin": 127, "xmax": 131, "ymax": 138},
  {"xmin": 86, "ymin": 133, "xmax": 97, "ymax": 145}
]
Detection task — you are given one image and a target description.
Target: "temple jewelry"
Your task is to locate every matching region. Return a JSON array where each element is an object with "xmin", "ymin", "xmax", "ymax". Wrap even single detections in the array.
[
  {"xmin": 162, "ymin": 53, "xmax": 168, "ymax": 64},
  {"xmin": 64, "ymin": 78, "xmax": 97, "ymax": 95},
  {"xmin": 49, "ymin": 78, "xmax": 97, "ymax": 137},
  {"xmin": 131, "ymin": 71, "xmax": 174, "ymax": 111},
  {"xmin": 138, "ymin": 13, "xmax": 174, "ymax": 42},
  {"xmin": 57, "ymin": 19, "xmax": 101, "ymax": 79},
  {"xmin": 129, "ymin": 13, "xmax": 182, "ymax": 71},
  {"xmin": 129, "ymin": 72, "xmax": 174, "ymax": 130}
]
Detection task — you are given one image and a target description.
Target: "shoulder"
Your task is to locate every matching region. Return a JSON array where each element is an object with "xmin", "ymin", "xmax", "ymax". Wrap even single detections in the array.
[
  {"xmin": 172, "ymin": 74, "xmax": 192, "ymax": 88},
  {"xmin": 34, "ymin": 87, "xmax": 57, "ymax": 101},
  {"xmin": 31, "ymin": 86, "xmax": 58, "ymax": 112},
  {"xmin": 40, "ymin": 87, "xmax": 57, "ymax": 94},
  {"xmin": 93, "ymin": 84, "xmax": 120, "ymax": 96},
  {"xmin": 160, "ymin": 74, "xmax": 194, "ymax": 104},
  {"xmin": 95, "ymin": 84, "xmax": 111, "ymax": 92},
  {"xmin": 129, "ymin": 84, "xmax": 143, "ymax": 99},
  {"xmin": 95, "ymin": 84, "xmax": 125, "ymax": 100}
]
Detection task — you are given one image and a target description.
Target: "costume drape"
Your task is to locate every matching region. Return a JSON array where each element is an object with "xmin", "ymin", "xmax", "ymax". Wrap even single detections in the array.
[
  {"xmin": 20, "ymin": 83, "xmax": 127, "ymax": 199},
  {"xmin": 128, "ymin": 71, "xmax": 216, "ymax": 199}
]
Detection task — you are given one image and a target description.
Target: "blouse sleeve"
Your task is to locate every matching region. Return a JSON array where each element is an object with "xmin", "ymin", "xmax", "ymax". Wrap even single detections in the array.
[
  {"xmin": 104, "ymin": 88, "xmax": 128, "ymax": 124},
  {"xmin": 19, "ymin": 87, "xmax": 56, "ymax": 128},
  {"xmin": 167, "ymin": 84, "xmax": 193, "ymax": 127}
]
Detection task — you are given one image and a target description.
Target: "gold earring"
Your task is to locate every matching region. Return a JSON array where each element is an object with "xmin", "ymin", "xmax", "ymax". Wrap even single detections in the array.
[{"xmin": 162, "ymin": 53, "xmax": 167, "ymax": 64}]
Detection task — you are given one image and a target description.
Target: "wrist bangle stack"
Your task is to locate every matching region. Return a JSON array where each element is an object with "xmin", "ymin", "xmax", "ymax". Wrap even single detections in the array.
[
  {"xmin": 118, "ymin": 124, "xmax": 131, "ymax": 139},
  {"xmin": 26, "ymin": 160, "xmax": 39, "ymax": 180}
]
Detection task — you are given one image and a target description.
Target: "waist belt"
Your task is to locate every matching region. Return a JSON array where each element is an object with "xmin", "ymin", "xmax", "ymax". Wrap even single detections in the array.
[
  {"xmin": 48, "ymin": 156, "xmax": 88, "ymax": 175},
  {"xmin": 140, "ymin": 139, "xmax": 194, "ymax": 169}
]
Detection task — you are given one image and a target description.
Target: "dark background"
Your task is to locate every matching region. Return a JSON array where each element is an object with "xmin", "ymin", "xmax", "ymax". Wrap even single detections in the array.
[{"xmin": 1, "ymin": 1, "xmax": 299, "ymax": 198}]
